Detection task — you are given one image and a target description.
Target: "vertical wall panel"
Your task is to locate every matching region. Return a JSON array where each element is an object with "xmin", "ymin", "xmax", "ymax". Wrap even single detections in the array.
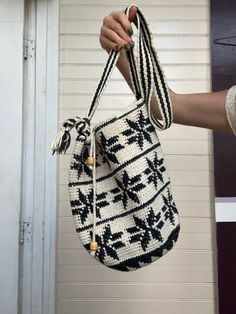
[
  {"xmin": 57, "ymin": 1, "xmax": 218, "ymax": 314},
  {"xmin": 0, "ymin": 1, "xmax": 24, "ymax": 313}
]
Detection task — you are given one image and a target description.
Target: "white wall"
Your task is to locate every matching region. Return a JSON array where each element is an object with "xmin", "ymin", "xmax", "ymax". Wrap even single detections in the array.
[
  {"xmin": 0, "ymin": 1, "xmax": 24, "ymax": 313},
  {"xmin": 57, "ymin": 1, "xmax": 218, "ymax": 313}
]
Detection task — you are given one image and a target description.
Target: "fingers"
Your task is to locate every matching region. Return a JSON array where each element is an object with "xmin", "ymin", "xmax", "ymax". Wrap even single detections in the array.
[
  {"xmin": 128, "ymin": 5, "xmax": 137, "ymax": 23},
  {"xmin": 100, "ymin": 10, "xmax": 137, "ymax": 52},
  {"xmin": 99, "ymin": 34, "xmax": 121, "ymax": 53},
  {"xmin": 111, "ymin": 11, "xmax": 133, "ymax": 36},
  {"xmin": 101, "ymin": 26, "xmax": 125, "ymax": 49}
]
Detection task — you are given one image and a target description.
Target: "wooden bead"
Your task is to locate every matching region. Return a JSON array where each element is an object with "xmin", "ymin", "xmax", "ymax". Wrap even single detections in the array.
[
  {"xmin": 87, "ymin": 156, "xmax": 94, "ymax": 166},
  {"xmin": 90, "ymin": 241, "xmax": 98, "ymax": 251}
]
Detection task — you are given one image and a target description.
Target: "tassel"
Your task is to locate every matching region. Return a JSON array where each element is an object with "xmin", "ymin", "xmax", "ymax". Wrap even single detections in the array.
[
  {"xmin": 51, "ymin": 129, "xmax": 71, "ymax": 155},
  {"xmin": 51, "ymin": 116, "xmax": 91, "ymax": 155}
]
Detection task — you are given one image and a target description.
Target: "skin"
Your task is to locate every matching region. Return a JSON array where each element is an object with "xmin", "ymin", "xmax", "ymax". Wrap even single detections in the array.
[{"xmin": 99, "ymin": 6, "xmax": 233, "ymax": 133}]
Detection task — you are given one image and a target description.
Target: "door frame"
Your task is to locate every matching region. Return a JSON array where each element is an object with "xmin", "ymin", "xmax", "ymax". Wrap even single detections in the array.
[
  {"xmin": 0, "ymin": 1, "xmax": 25, "ymax": 313},
  {"xmin": 19, "ymin": 1, "xmax": 59, "ymax": 313}
]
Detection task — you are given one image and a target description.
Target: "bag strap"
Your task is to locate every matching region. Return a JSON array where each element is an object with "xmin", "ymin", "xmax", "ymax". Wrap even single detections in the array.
[
  {"xmin": 87, "ymin": 4, "xmax": 173, "ymax": 130},
  {"xmin": 137, "ymin": 8, "xmax": 173, "ymax": 129},
  {"xmin": 87, "ymin": 5, "xmax": 143, "ymax": 119},
  {"xmin": 50, "ymin": 3, "xmax": 173, "ymax": 155}
]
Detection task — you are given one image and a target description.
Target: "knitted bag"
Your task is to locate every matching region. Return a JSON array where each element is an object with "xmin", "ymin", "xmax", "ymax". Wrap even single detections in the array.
[{"xmin": 51, "ymin": 4, "xmax": 180, "ymax": 271}]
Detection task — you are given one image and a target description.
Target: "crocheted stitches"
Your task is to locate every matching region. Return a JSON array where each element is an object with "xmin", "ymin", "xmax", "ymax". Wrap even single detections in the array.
[
  {"xmin": 225, "ymin": 85, "xmax": 236, "ymax": 135},
  {"xmin": 51, "ymin": 4, "xmax": 181, "ymax": 272},
  {"xmin": 68, "ymin": 103, "xmax": 180, "ymax": 271}
]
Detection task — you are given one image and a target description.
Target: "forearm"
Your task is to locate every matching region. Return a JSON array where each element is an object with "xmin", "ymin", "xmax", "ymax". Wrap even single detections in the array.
[
  {"xmin": 167, "ymin": 90, "xmax": 231, "ymax": 132},
  {"xmin": 114, "ymin": 49, "xmax": 232, "ymax": 133}
]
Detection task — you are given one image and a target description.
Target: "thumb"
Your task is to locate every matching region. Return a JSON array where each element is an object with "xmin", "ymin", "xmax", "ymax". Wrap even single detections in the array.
[{"xmin": 128, "ymin": 5, "xmax": 137, "ymax": 22}]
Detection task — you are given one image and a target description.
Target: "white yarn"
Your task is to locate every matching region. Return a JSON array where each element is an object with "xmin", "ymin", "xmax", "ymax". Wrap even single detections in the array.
[
  {"xmin": 50, "ymin": 130, "xmax": 66, "ymax": 152},
  {"xmin": 92, "ymin": 131, "xmax": 97, "ymax": 243},
  {"xmin": 89, "ymin": 128, "xmax": 97, "ymax": 255}
]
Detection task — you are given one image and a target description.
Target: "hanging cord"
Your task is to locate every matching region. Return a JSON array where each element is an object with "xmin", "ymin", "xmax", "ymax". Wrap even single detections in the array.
[
  {"xmin": 51, "ymin": 116, "xmax": 98, "ymax": 255},
  {"xmin": 87, "ymin": 127, "xmax": 98, "ymax": 256}
]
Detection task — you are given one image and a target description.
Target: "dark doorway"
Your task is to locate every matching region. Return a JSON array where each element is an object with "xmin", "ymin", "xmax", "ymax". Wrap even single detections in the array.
[{"xmin": 211, "ymin": 1, "xmax": 236, "ymax": 313}]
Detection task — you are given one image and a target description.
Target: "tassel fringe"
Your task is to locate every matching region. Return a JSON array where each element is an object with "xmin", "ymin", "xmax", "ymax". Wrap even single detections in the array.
[
  {"xmin": 51, "ymin": 117, "xmax": 91, "ymax": 155},
  {"xmin": 51, "ymin": 130, "xmax": 71, "ymax": 155}
]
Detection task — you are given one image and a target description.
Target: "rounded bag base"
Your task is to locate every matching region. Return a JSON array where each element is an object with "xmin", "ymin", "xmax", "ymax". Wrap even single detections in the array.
[{"xmin": 84, "ymin": 224, "xmax": 180, "ymax": 272}]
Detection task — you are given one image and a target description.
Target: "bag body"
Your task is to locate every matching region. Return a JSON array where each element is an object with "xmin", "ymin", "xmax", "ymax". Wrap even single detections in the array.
[
  {"xmin": 51, "ymin": 4, "xmax": 181, "ymax": 271},
  {"xmin": 69, "ymin": 99, "xmax": 180, "ymax": 271}
]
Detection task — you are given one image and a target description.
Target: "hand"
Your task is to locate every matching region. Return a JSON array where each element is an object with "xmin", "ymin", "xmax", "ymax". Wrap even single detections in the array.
[{"xmin": 99, "ymin": 6, "xmax": 138, "ymax": 52}]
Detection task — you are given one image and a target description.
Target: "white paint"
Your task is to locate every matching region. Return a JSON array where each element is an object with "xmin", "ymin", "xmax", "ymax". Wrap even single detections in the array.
[
  {"xmin": 43, "ymin": 2, "xmax": 59, "ymax": 314},
  {"xmin": 19, "ymin": 1, "xmax": 59, "ymax": 314},
  {"xmin": 18, "ymin": 2, "xmax": 37, "ymax": 314},
  {"xmin": 0, "ymin": 1, "xmax": 24, "ymax": 313},
  {"xmin": 58, "ymin": 1, "xmax": 219, "ymax": 314},
  {"xmin": 215, "ymin": 201, "xmax": 236, "ymax": 222}
]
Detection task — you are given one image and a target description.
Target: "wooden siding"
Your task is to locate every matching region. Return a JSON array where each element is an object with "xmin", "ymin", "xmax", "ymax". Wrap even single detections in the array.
[{"xmin": 57, "ymin": 1, "xmax": 218, "ymax": 313}]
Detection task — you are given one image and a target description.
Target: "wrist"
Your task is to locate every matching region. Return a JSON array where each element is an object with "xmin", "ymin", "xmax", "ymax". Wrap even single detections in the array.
[{"xmin": 169, "ymin": 88, "xmax": 178, "ymax": 107}]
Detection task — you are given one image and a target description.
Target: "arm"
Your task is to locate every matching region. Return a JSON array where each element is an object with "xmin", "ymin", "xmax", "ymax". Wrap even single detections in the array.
[
  {"xmin": 116, "ymin": 49, "xmax": 231, "ymax": 132},
  {"xmin": 100, "ymin": 8, "xmax": 233, "ymax": 134}
]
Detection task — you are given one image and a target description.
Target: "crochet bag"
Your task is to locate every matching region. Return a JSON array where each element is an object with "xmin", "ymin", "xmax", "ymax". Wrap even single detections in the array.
[{"xmin": 51, "ymin": 4, "xmax": 180, "ymax": 271}]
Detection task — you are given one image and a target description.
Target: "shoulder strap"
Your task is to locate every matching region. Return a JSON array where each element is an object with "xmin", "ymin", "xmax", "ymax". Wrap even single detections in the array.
[
  {"xmin": 50, "ymin": 4, "xmax": 173, "ymax": 155},
  {"xmin": 131, "ymin": 3, "xmax": 173, "ymax": 130},
  {"xmin": 87, "ymin": 4, "xmax": 173, "ymax": 130}
]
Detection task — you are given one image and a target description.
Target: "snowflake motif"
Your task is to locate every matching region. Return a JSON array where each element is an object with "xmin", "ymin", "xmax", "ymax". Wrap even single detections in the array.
[
  {"xmin": 161, "ymin": 188, "xmax": 178, "ymax": 225},
  {"xmin": 71, "ymin": 146, "xmax": 92, "ymax": 178},
  {"xmin": 122, "ymin": 110, "xmax": 155, "ymax": 150},
  {"xmin": 99, "ymin": 132, "xmax": 125, "ymax": 165},
  {"xmin": 95, "ymin": 148, "xmax": 107, "ymax": 168},
  {"xmin": 126, "ymin": 207, "xmax": 164, "ymax": 251},
  {"xmin": 91, "ymin": 225, "xmax": 126, "ymax": 263},
  {"xmin": 111, "ymin": 170, "xmax": 146, "ymax": 209},
  {"xmin": 71, "ymin": 189, "xmax": 93, "ymax": 224},
  {"xmin": 95, "ymin": 192, "xmax": 109, "ymax": 219},
  {"xmin": 144, "ymin": 152, "xmax": 166, "ymax": 189}
]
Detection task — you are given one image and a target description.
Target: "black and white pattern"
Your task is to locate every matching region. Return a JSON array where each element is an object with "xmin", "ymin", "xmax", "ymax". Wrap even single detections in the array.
[
  {"xmin": 99, "ymin": 132, "xmax": 124, "ymax": 165},
  {"xmin": 126, "ymin": 208, "xmax": 164, "ymax": 251},
  {"xmin": 51, "ymin": 4, "xmax": 180, "ymax": 272},
  {"xmin": 110, "ymin": 170, "xmax": 146, "ymax": 209},
  {"xmin": 122, "ymin": 110, "xmax": 155, "ymax": 150},
  {"xmin": 67, "ymin": 98, "xmax": 180, "ymax": 271}
]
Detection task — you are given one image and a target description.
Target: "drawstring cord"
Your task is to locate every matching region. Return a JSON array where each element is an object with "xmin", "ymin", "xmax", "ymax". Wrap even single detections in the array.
[
  {"xmin": 50, "ymin": 117, "xmax": 98, "ymax": 255},
  {"xmin": 88, "ymin": 128, "xmax": 98, "ymax": 256}
]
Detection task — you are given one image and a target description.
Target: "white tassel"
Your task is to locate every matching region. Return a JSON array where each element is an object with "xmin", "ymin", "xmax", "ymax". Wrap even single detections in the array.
[
  {"xmin": 51, "ymin": 116, "xmax": 91, "ymax": 156},
  {"xmin": 51, "ymin": 129, "xmax": 71, "ymax": 155}
]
